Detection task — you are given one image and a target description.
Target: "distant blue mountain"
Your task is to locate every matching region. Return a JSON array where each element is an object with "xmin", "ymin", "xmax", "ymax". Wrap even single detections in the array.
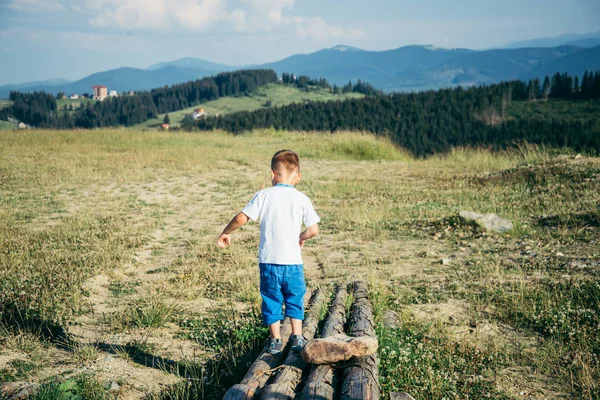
[
  {"xmin": 260, "ymin": 45, "xmax": 584, "ymax": 92},
  {"xmin": 146, "ymin": 57, "xmax": 233, "ymax": 72},
  {"xmin": 505, "ymin": 31, "xmax": 600, "ymax": 49},
  {"xmin": 2, "ymin": 39, "xmax": 600, "ymax": 98},
  {"xmin": 521, "ymin": 45, "xmax": 600, "ymax": 80},
  {"xmin": 0, "ymin": 66, "xmax": 219, "ymax": 99}
]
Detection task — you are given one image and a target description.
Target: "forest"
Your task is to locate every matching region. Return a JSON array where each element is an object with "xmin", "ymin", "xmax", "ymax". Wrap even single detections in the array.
[{"xmin": 192, "ymin": 71, "xmax": 600, "ymax": 156}]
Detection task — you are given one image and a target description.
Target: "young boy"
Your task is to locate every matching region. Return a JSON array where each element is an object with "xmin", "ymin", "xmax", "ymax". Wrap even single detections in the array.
[{"xmin": 217, "ymin": 150, "xmax": 320, "ymax": 354}]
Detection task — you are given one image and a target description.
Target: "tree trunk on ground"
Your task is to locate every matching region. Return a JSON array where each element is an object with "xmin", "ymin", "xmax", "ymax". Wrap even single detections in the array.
[
  {"xmin": 223, "ymin": 289, "xmax": 312, "ymax": 400},
  {"xmin": 301, "ymin": 285, "xmax": 348, "ymax": 400},
  {"xmin": 259, "ymin": 288, "xmax": 327, "ymax": 400},
  {"xmin": 340, "ymin": 281, "xmax": 380, "ymax": 400}
]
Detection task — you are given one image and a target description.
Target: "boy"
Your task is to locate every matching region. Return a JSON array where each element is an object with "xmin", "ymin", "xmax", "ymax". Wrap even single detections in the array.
[{"xmin": 217, "ymin": 150, "xmax": 320, "ymax": 354}]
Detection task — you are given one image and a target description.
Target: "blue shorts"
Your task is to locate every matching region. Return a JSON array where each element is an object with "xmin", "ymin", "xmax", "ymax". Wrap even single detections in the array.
[{"xmin": 259, "ymin": 263, "xmax": 306, "ymax": 326}]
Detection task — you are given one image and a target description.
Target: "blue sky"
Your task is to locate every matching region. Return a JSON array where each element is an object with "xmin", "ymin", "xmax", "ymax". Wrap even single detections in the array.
[{"xmin": 0, "ymin": 0, "xmax": 599, "ymax": 85}]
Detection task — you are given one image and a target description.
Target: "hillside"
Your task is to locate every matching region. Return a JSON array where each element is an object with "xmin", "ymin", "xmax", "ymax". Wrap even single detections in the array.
[
  {"xmin": 522, "ymin": 45, "xmax": 600, "ymax": 80},
  {"xmin": 505, "ymin": 31, "xmax": 600, "ymax": 49},
  {"xmin": 133, "ymin": 83, "xmax": 364, "ymax": 128}
]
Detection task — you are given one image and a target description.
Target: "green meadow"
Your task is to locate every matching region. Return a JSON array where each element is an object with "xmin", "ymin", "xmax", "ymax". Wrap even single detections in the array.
[{"xmin": 0, "ymin": 129, "xmax": 598, "ymax": 399}]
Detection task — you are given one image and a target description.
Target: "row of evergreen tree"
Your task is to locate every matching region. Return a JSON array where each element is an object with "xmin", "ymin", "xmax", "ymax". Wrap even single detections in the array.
[
  {"xmin": 192, "ymin": 70, "xmax": 600, "ymax": 156},
  {"xmin": 280, "ymin": 72, "xmax": 382, "ymax": 96}
]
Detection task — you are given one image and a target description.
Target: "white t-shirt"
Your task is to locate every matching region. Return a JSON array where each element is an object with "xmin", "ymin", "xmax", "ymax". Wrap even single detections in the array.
[{"xmin": 241, "ymin": 184, "xmax": 320, "ymax": 265}]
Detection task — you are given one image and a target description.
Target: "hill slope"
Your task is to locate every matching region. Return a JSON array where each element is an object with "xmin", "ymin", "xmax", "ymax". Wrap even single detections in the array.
[
  {"xmin": 505, "ymin": 31, "xmax": 600, "ymax": 49},
  {"xmin": 522, "ymin": 45, "xmax": 600, "ymax": 80},
  {"xmin": 133, "ymin": 83, "xmax": 364, "ymax": 128}
]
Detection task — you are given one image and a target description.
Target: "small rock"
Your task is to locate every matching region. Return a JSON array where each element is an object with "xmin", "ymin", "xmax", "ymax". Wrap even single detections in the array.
[
  {"xmin": 105, "ymin": 381, "xmax": 120, "ymax": 392},
  {"xmin": 390, "ymin": 393, "xmax": 416, "ymax": 400},
  {"xmin": 383, "ymin": 309, "xmax": 400, "ymax": 329},
  {"xmin": 556, "ymin": 252, "xmax": 565, "ymax": 257},
  {"xmin": 12, "ymin": 383, "xmax": 40, "ymax": 400},
  {"xmin": 459, "ymin": 211, "xmax": 513, "ymax": 233},
  {"xmin": 1, "ymin": 382, "xmax": 24, "ymax": 396},
  {"xmin": 574, "ymin": 154, "xmax": 582, "ymax": 160},
  {"xmin": 301, "ymin": 334, "xmax": 378, "ymax": 364},
  {"xmin": 441, "ymin": 258, "xmax": 451, "ymax": 265}
]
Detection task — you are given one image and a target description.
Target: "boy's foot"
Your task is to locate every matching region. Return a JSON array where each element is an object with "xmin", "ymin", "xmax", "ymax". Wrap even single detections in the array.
[
  {"xmin": 264, "ymin": 338, "xmax": 283, "ymax": 355},
  {"xmin": 291, "ymin": 335, "xmax": 307, "ymax": 352}
]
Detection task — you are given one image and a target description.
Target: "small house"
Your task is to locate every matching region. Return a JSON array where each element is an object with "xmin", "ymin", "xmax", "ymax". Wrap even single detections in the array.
[
  {"xmin": 161, "ymin": 123, "xmax": 170, "ymax": 130},
  {"xmin": 109, "ymin": 90, "xmax": 118, "ymax": 97},
  {"xmin": 192, "ymin": 108, "xmax": 208, "ymax": 120},
  {"xmin": 18, "ymin": 122, "xmax": 27, "ymax": 129},
  {"xmin": 70, "ymin": 94, "xmax": 79, "ymax": 99}
]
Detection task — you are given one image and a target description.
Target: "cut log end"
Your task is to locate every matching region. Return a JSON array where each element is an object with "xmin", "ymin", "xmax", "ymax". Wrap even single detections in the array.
[{"xmin": 302, "ymin": 334, "xmax": 378, "ymax": 365}]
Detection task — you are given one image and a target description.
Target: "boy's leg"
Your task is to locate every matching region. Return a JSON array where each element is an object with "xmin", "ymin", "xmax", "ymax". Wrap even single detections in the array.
[
  {"xmin": 260, "ymin": 264, "xmax": 284, "ymax": 337},
  {"xmin": 269, "ymin": 320, "xmax": 281, "ymax": 339},
  {"xmin": 282, "ymin": 264, "xmax": 306, "ymax": 336},
  {"xmin": 290, "ymin": 318, "xmax": 302, "ymax": 336}
]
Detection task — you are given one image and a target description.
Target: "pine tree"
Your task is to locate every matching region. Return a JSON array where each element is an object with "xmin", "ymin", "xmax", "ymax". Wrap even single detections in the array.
[{"xmin": 163, "ymin": 113, "xmax": 170, "ymax": 124}]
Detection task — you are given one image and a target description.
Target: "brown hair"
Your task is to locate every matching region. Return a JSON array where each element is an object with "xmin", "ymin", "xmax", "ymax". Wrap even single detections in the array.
[{"xmin": 271, "ymin": 150, "xmax": 300, "ymax": 173}]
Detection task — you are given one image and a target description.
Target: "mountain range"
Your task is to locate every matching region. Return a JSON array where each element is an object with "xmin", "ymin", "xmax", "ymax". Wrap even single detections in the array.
[{"xmin": 2, "ymin": 32, "xmax": 600, "ymax": 99}]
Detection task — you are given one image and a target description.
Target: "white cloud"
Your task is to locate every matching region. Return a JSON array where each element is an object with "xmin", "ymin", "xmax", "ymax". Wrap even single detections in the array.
[
  {"xmin": 294, "ymin": 17, "xmax": 367, "ymax": 41},
  {"xmin": 6, "ymin": 0, "xmax": 367, "ymax": 41}
]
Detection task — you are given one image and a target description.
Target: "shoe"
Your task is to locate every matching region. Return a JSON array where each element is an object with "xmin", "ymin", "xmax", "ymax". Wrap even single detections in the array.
[
  {"xmin": 291, "ymin": 335, "xmax": 307, "ymax": 352},
  {"xmin": 264, "ymin": 338, "xmax": 283, "ymax": 355}
]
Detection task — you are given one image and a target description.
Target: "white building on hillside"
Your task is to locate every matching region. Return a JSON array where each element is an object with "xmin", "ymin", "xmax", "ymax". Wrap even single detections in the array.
[
  {"xmin": 192, "ymin": 108, "xmax": 208, "ymax": 120},
  {"xmin": 70, "ymin": 94, "xmax": 79, "ymax": 99},
  {"xmin": 109, "ymin": 90, "xmax": 118, "ymax": 97}
]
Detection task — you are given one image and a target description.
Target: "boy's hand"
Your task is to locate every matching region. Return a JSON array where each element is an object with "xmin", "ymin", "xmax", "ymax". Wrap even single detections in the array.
[
  {"xmin": 299, "ymin": 237, "xmax": 306, "ymax": 248},
  {"xmin": 217, "ymin": 233, "xmax": 231, "ymax": 248}
]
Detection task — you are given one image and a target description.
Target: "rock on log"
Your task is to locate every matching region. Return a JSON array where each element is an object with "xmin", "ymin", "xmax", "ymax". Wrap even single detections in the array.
[
  {"xmin": 301, "ymin": 334, "xmax": 378, "ymax": 365},
  {"xmin": 223, "ymin": 289, "xmax": 312, "ymax": 400},
  {"xmin": 259, "ymin": 288, "xmax": 327, "ymax": 400},
  {"xmin": 340, "ymin": 281, "xmax": 380, "ymax": 400},
  {"xmin": 301, "ymin": 285, "xmax": 348, "ymax": 400}
]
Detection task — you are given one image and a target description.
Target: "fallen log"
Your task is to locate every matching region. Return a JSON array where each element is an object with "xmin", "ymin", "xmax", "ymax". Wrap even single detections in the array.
[
  {"xmin": 301, "ymin": 285, "xmax": 348, "ymax": 400},
  {"xmin": 340, "ymin": 281, "xmax": 380, "ymax": 400},
  {"xmin": 301, "ymin": 333, "xmax": 378, "ymax": 364},
  {"xmin": 259, "ymin": 288, "xmax": 327, "ymax": 400},
  {"xmin": 223, "ymin": 289, "xmax": 312, "ymax": 400}
]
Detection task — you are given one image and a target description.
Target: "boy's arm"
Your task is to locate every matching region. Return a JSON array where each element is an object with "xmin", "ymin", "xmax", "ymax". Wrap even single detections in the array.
[
  {"xmin": 299, "ymin": 224, "xmax": 319, "ymax": 248},
  {"xmin": 217, "ymin": 212, "xmax": 250, "ymax": 248}
]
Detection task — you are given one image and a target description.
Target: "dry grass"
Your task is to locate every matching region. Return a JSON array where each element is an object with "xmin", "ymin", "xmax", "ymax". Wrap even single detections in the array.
[{"xmin": 1, "ymin": 128, "xmax": 598, "ymax": 399}]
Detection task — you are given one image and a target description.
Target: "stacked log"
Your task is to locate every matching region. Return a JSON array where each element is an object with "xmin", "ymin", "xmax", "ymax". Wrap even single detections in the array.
[
  {"xmin": 340, "ymin": 281, "xmax": 380, "ymax": 400},
  {"xmin": 260, "ymin": 288, "xmax": 327, "ymax": 399},
  {"xmin": 301, "ymin": 285, "xmax": 348, "ymax": 400},
  {"xmin": 223, "ymin": 289, "xmax": 312, "ymax": 400}
]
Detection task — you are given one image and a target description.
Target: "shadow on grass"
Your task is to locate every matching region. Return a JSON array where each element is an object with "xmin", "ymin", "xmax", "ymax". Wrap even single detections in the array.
[
  {"xmin": 536, "ymin": 211, "xmax": 600, "ymax": 229},
  {"xmin": 1, "ymin": 309, "xmax": 266, "ymax": 400}
]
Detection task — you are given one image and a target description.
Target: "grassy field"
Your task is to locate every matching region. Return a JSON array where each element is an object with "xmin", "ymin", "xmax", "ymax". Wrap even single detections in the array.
[
  {"xmin": 132, "ymin": 84, "xmax": 364, "ymax": 128},
  {"xmin": 0, "ymin": 120, "xmax": 16, "ymax": 130},
  {"xmin": 0, "ymin": 129, "xmax": 598, "ymax": 399}
]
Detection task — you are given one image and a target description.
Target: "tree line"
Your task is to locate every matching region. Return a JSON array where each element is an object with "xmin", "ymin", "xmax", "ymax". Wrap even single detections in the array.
[{"xmin": 192, "ymin": 70, "xmax": 600, "ymax": 156}]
